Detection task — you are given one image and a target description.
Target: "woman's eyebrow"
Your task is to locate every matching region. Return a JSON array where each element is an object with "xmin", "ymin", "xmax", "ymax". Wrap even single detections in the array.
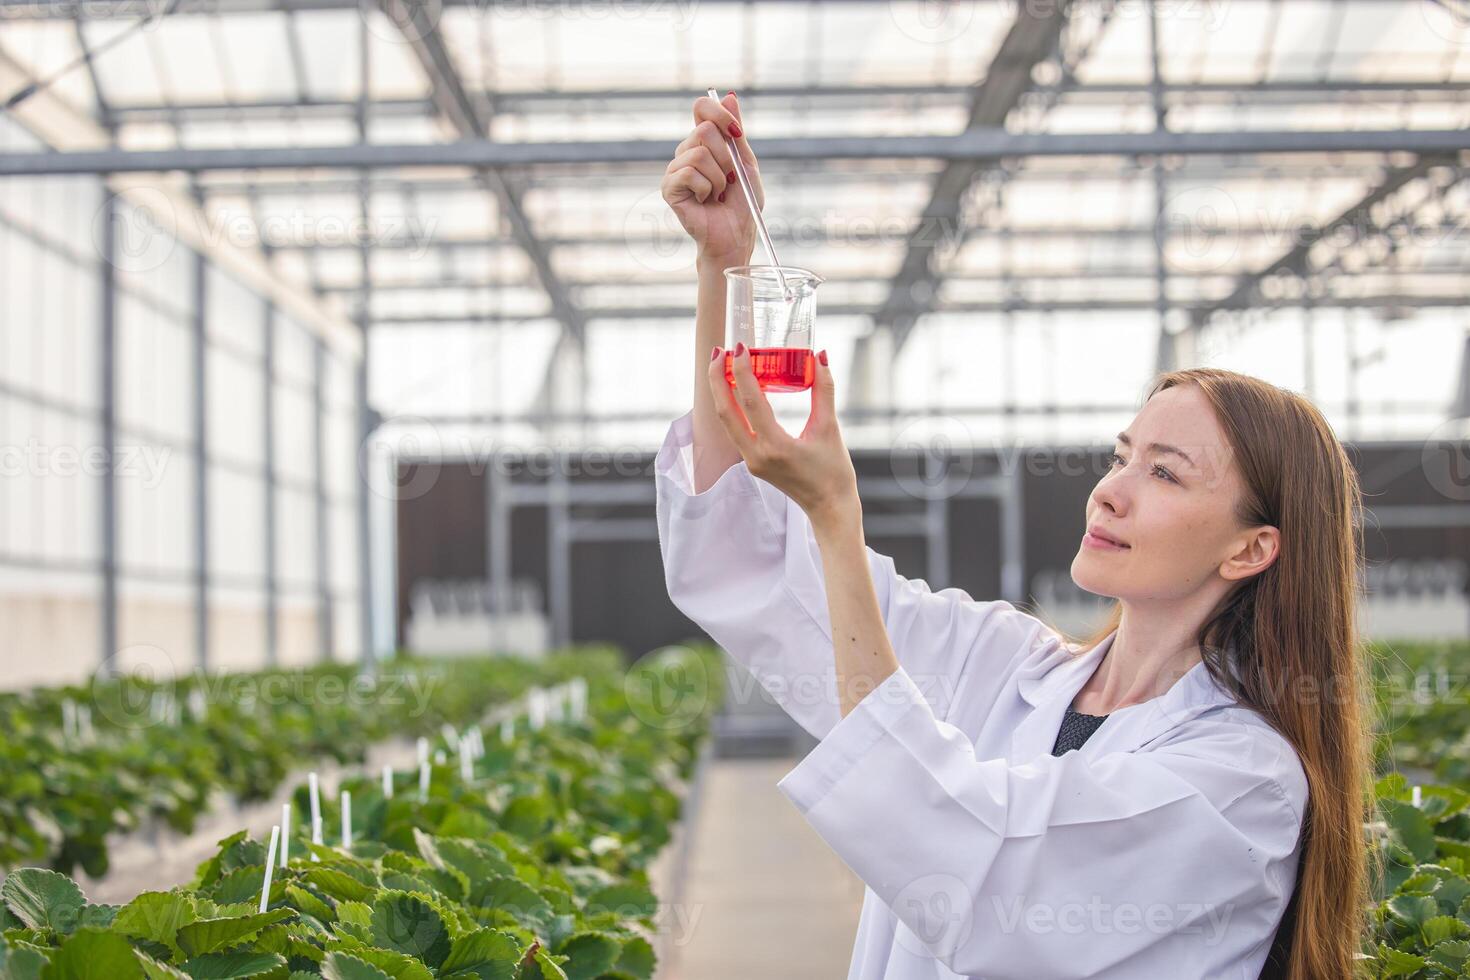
[{"xmin": 1115, "ymin": 432, "xmax": 1196, "ymax": 468}]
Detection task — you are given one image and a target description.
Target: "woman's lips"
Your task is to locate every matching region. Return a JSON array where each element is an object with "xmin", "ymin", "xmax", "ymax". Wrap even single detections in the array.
[{"xmin": 1083, "ymin": 530, "xmax": 1130, "ymax": 551}]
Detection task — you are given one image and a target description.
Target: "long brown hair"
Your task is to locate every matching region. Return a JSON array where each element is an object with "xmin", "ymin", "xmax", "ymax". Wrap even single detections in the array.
[{"xmin": 1037, "ymin": 367, "xmax": 1377, "ymax": 979}]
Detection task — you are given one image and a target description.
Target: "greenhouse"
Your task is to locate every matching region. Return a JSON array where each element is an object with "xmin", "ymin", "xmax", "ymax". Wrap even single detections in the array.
[{"xmin": 0, "ymin": 0, "xmax": 1468, "ymax": 977}]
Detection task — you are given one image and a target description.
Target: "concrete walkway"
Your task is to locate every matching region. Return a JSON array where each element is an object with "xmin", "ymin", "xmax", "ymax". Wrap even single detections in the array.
[{"xmin": 659, "ymin": 756, "xmax": 867, "ymax": 980}]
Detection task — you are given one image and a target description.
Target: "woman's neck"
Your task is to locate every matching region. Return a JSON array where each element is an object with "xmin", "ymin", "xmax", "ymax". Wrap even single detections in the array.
[{"xmin": 1072, "ymin": 604, "xmax": 1205, "ymax": 715}]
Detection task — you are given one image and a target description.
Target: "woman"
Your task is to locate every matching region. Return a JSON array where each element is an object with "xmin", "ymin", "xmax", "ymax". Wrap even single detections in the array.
[{"xmin": 654, "ymin": 93, "xmax": 1376, "ymax": 979}]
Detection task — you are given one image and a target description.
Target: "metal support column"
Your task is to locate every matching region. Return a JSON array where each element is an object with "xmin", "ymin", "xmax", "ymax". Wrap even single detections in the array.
[
  {"xmin": 99, "ymin": 189, "xmax": 118, "ymax": 675},
  {"xmin": 547, "ymin": 455, "xmax": 571, "ymax": 648},
  {"xmin": 263, "ymin": 301, "xmax": 279, "ymax": 664},
  {"xmin": 1148, "ymin": 0, "xmax": 1171, "ymax": 375},
  {"xmin": 487, "ymin": 450, "xmax": 511, "ymax": 654},
  {"xmin": 191, "ymin": 244, "xmax": 209, "ymax": 670},
  {"xmin": 924, "ymin": 450, "xmax": 951, "ymax": 590},
  {"xmin": 312, "ymin": 339, "xmax": 333, "ymax": 659},
  {"xmin": 1001, "ymin": 461, "xmax": 1026, "ymax": 604},
  {"xmin": 355, "ymin": 7, "xmax": 377, "ymax": 667}
]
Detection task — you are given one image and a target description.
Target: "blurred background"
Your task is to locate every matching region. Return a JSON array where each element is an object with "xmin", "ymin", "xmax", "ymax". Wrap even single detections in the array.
[{"xmin": 1, "ymin": 0, "xmax": 1468, "ymax": 974}]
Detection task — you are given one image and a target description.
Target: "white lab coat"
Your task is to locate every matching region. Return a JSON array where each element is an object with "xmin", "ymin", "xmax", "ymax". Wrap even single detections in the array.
[{"xmin": 653, "ymin": 409, "xmax": 1308, "ymax": 980}]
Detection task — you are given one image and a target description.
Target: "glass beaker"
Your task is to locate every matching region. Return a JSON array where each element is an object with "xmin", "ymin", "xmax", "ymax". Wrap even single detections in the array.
[{"xmin": 723, "ymin": 265, "xmax": 825, "ymax": 392}]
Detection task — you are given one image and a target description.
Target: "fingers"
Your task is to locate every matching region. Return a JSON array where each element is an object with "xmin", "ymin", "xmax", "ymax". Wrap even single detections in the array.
[
  {"xmin": 705, "ymin": 346, "xmax": 758, "ymax": 455},
  {"xmin": 664, "ymin": 145, "xmax": 727, "ymax": 202},
  {"xmin": 725, "ymin": 343, "xmax": 786, "ymax": 444},
  {"xmin": 719, "ymin": 92, "xmax": 763, "ymax": 210},
  {"xmin": 676, "ymin": 120, "xmax": 737, "ymax": 185},
  {"xmin": 661, "ymin": 160, "xmax": 715, "ymax": 205},
  {"xmin": 811, "ymin": 348, "xmax": 834, "ymax": 424}
]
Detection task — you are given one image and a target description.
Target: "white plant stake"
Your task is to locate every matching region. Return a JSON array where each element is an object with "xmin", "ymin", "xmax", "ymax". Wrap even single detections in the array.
[
  {"xmin": 459, "ymin": 736, "xmax": 473, "ymax": 782},
  {"xmin": 441, "ymin": 722, "xmax": 459, "ymax": 746},
  {"xmin": 280, "ymin": 804, "xmax": 291, "ymax": 868},
  {"xmin": 1412, "ymin": 785, "xmax": 1423, "ymax": 808},
  {"xmin": 528, "ymin": 688, "xmax": 545, "ymax": 731},
  {"xmin": 260, "ymin": 825, "xmax": 280, "ymax": 913},
  {"xmin": 419, "ymin": 759, "xmax": 431, "ymax": 800},
  {"xmin": 382, "ymin": 765, "xmax": 394, "ymax": 799},
  {"xmin": 308, "ymin": 772, "xmax": 323, "ymax": 860},
  {"xmin": 417, "ymin": 737, "xmax": 430, "ymax": 767},
  {"xmin": 341, "ymin": 790, "xmax": 352, "ymax": 850}
]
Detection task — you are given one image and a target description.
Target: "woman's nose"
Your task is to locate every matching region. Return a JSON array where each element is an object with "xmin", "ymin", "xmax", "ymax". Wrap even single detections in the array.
[{"xmin": 1092, "ymin": 472, "xmax": 1128, "ymax": 517}]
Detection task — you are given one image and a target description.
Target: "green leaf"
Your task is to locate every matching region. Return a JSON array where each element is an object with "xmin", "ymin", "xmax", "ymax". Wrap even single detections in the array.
[
  {"xmin": 1388, "ymin": 893, "xmax": 1440, "ymax": 929},
  {"xmin": 178, "ymin": 951, "xmax": 288, "ymax": 980},
  {"xmin": 612, "ymin": 936, "xmax": 655, "ymax": 980},
  {"xmin": 1427, "ymin": 938, "xmax": 1470, "ymax": 970},
  {"xmin": 1423, "ymin": 914, "xmax": 1470, "ymax": 944},
  {"xmin": 135, "ymin": 953, "xmax": 192, "ymax": 980},
  {"xmin": 1382, "ymin": 799, "xmax": 1439, "ymax": 863},
  {"xmin": 526, "ymin": 948, "xmax": 568, "ymax": 980},
  {"xmin": 2, "ymin": 870, "xmax": 87, "ymax": 934},
  {"xmin": 584, "ymin": 884, "xmax": 656, "ymax": 920},
  {"xmin": 304, "ymin": 869, "xmax": 374, "ymax": 905},
  {"xmin": 438, "ymin": 928, "xmax": 521, "ymax": 979},
  {"xmin": 0, "ymin": 942, "xmax": 50, "ymax": 980},
  {"xmin": 115, "ymin": 892, "xmax": 199, "ymax": 958},
  {"xmin": 319, "ymin": 954, "xmax": 391, "ymax": 980},
  {"xmin": 468, "ymin": 878, "xmax": 553, "ymax": 931},
  {"xmin": 552, "ymin": 933, "xmax": 619, "ymax": 980},
  {"xmin": 500, "ymin": 797, "xmax": 555, "ymax": 839},
  {"xmin": 370, "ymin": 893, "xmax": 450, "ymax": 968},
  {"xmin": 321, "ymin": 941, "xmax": 431, "ymax": 980},
  {"xmin": 176, "ymin": 909, "xmax": 296, "ymax": 958},
  {"xmin": 334, "ymin": 902, "xmax": 373, "ymax": 931},
  {"xmin": 1373, "ymin": 941, "xmax": 1426, "ymax": 976},
  {"xmin": 39, "ymin": 929, "xmax": 142, "ymax": 980}
]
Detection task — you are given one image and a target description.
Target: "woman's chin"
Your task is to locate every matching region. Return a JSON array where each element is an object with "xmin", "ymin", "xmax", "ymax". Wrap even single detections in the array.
[{"xmin": 1069, "ymin": 557, "xmax": 1121, "ymax": 599}]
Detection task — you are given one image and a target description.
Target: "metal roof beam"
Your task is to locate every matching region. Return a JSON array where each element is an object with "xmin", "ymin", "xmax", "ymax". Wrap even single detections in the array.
[
  {"xmin": 376, "ymin": 0, "xmax": 584, "ymax": 348},
  {"xmin": 9, "ymin": 128, "xmax": 1470, "ymax": 174}
]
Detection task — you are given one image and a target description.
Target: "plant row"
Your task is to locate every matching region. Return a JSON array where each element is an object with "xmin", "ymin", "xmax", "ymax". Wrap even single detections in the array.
[{"xmin": 0, "ymin": 644, "xmax": 724, "ymax": 980}]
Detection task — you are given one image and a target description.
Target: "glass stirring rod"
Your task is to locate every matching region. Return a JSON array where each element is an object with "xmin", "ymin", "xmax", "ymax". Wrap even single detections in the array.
[{"xmin": 706, "ymin": 88, "xmax": 792, "ymax": 303}]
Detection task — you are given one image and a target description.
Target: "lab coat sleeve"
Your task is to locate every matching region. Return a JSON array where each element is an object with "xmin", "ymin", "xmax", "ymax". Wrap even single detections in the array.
[
  {"xmin": 777, "ymin": 666, "xmax": 1305, "ymax": 979},
  {"xmin": 655, "ymin": 409, "xmax": 1059, "ymax": 741}
]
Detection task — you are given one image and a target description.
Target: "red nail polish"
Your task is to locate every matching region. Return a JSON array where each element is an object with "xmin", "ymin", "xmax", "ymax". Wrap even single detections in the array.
[
  {"xmin": 711, "ymin": 346, "xmax": 721, "ymax": 361},
  {"xmin": 728, "ymin": 122, "xmax": 743, "ymax": 139},
  {"xmin": 735, "ymin": 342, "xmax": 745, "ymax": 356},
  {"xmin": 718, "ymin": 191, "xmax": 726, "ymax": 203},
  {"xmin": 728, "ymin": 90, "xmax": 737, "ymax": 98},
  {"xmin": 726, "ymin": 170, "xmax": 736, "ymax": 185},
  {"xmin": 818, "ymin": 348, "xmax": 829, "ymax": 366}
]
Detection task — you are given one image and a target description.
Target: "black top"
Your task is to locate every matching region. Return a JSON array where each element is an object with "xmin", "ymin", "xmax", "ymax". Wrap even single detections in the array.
[{"xmin": 1051, "ymin": 705, "xmax": 1109, "ymax": 755}]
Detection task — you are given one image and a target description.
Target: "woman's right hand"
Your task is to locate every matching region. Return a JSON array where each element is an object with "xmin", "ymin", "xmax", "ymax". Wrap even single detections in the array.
[{"xmin": 661, "ymin": 92, "xmax": 764, "ymax": 271}]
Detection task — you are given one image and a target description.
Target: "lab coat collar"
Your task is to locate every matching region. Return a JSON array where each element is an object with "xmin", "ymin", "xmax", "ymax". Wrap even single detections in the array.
[{"xmin": 1009, "ymin": 628, "xmax": 1241, "ymax": 762}]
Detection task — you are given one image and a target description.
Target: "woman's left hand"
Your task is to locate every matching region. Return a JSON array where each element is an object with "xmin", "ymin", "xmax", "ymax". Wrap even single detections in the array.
[{"xmin": 706, "ymin": 344, "xmax": 860, "ymax": 532}]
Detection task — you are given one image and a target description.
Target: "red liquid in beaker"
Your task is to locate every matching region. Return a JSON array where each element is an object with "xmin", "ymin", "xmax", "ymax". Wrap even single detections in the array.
[{"xmin": 724, "ymin": 347, "xmax": 815, "ymax": 393}]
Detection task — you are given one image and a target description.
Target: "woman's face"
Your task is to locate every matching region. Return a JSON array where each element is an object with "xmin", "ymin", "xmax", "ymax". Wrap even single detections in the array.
[{"xmin": 1071, "ymin": 384, "xmax": 1270, "ymax": 602}]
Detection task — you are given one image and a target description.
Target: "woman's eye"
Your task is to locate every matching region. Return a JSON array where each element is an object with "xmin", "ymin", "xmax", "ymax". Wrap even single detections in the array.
[{"xmin": 1109, "ymin": 453, "xmax": 1175, "ymax": 483}]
